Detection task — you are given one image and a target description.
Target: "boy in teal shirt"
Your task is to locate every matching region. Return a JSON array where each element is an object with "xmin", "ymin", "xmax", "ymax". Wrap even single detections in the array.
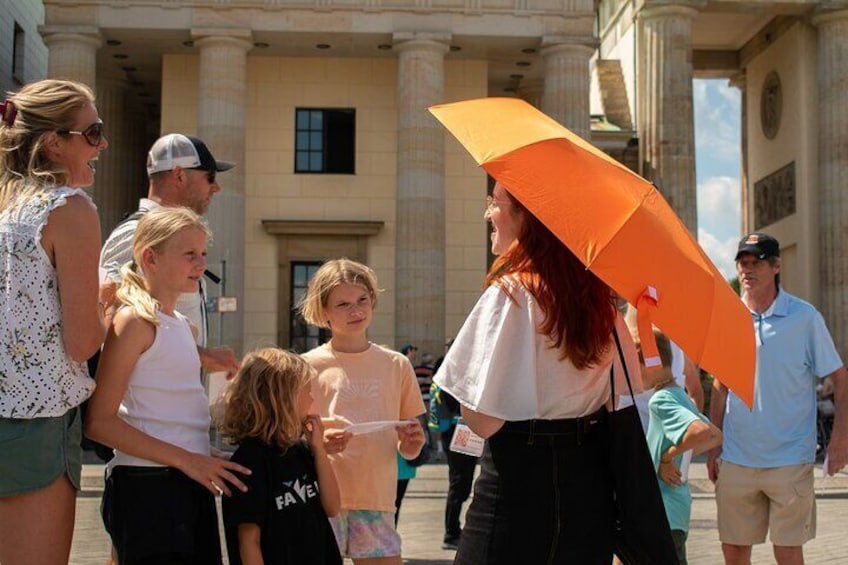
[{"xmin": 644, "ymin": 330, "xmax": 722, "ymax": 565}]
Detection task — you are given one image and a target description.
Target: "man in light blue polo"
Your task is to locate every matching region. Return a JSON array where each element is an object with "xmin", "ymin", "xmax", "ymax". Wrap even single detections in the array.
[{"xmin": 708, "ymin": 232, "xmax": 848, "ymax": 565}]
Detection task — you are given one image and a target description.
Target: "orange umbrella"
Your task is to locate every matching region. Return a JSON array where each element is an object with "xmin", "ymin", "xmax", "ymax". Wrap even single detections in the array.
[{"xmin": 429, "ymin": 97, "xmax": 755, "ymax": 407}]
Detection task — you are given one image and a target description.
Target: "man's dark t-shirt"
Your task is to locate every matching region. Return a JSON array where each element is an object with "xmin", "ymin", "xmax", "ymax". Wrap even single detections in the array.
[{"xmin": 223, "ymin": 439, "xmax": 342, "ymax": 565}]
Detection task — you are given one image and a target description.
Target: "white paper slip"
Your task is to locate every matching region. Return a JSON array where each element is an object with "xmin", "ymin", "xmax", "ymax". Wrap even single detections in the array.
[
  {"xmin": 322, "ymin": 416, "xmax": 352, "ymax": 428},
  {"xmin": 450, "ymin": 421, "xmax": 485, "ymax": 457},
  {"xmin": 679, "ymin": 450, "xmax": 693, "ymax": 483},
  {"xmin": 345, "ymin": 420, "xmax": 410, "ymax": 435}
]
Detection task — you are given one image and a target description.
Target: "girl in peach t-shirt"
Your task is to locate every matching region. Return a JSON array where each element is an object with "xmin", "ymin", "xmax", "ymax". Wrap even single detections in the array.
[{"xmin": 300, "ymin": 259, "xmax": 426, "ymax": 565}]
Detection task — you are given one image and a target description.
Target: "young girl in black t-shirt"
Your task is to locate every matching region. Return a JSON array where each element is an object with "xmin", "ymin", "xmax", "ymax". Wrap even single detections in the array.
[{"xmin": 221, "ymin": 348, "xmax": 342, "ymax": 565}]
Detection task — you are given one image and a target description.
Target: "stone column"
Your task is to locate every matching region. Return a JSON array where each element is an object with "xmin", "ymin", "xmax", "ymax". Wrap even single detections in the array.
[
  {"xmin": 393, "ymin": 32, "xmax": 450, "ymax": 356},
  {"xmin": 638, "ymin": 2, "xmax": 701, "ymax": 234},
  {"xmin": 729, "ymin": 72, "xmax": 748, "ymax": 234},
  {"xmin": 40, "ymin": 26, "xmax": 101, "ymax": 88},
  {"xmin": 95, "ymin": 69, "xmax": 132, "ymax": 235},
  {"xmin": 541, "ymin": 36, "xmax": 595, "ymax": 140},
  {"xmin": 192, "ymin": 28, "xmax": 253, "ymax": 353},
  {"xmin": 812, "ymin": 5, "xmax": 848, "ymax": 358}
]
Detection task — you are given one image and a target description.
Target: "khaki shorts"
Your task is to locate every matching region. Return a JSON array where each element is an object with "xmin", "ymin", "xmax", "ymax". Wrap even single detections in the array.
[{"xmin": 716, "ymin": 461, "xmax": 815, "ymax": 547}]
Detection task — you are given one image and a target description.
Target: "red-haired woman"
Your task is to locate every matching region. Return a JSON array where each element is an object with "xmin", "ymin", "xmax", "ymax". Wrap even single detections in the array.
[{"xmin": 433, "ymin": 181, "xmax": 630, "ymax": 564}]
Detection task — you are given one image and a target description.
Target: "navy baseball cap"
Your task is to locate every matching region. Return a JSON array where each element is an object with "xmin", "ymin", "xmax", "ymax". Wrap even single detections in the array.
[{"xmin": 735, "ymin": 232, "xmax": 780, "ymax": 261}]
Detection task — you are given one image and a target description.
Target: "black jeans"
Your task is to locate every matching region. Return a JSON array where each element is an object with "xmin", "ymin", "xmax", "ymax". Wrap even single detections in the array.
[
  {"xmin": 440, "ymin": 426, "xmax": 478, "ymax": 542},
  {"xmin": 102, "ymin": 466, "xmax": 222, "ymax": 565},
  {"xmin": 454, "ymin": 408, "xmax": 615, "ymax": 565}
]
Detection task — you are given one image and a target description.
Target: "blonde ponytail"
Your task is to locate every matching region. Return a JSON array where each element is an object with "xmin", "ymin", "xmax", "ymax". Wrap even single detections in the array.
[{"xmin": 116, "ymin": 261, "xmax": 162, "ymax": 325}]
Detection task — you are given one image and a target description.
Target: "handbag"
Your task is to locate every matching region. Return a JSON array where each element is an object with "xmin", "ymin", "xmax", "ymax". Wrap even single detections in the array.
[{"xmin": 609, "ymin": 328, "xmax": 679, "ymax": 565}]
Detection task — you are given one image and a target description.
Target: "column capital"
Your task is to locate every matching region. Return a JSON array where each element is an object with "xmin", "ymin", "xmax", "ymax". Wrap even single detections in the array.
[
  {"xmin": 811, "ymin": 4, "xmax": 848, "ymax": 26},
  {"xmin": 39, "ymin": 25, "xmax": 102, "ymax": 49},
  {"xmin": 637, "ymin": 1, "xmax": 704, "ymax": 20},
  {"xmin": 191, "ymin": 28, "xmax": 254, "ymax": 51},
  {"xmin": 392, "ymin": 32, "xmax": 452, "ymax": 54},
  {"xmin": 540, "ymin": 36, "xmax": 598, "ymax": 58}
]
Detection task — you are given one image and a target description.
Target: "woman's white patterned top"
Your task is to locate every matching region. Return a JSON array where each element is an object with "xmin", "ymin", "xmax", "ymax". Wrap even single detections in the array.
[{"xmin": 0, "ymin": 186, "xmax": 95, "ymax": 418}]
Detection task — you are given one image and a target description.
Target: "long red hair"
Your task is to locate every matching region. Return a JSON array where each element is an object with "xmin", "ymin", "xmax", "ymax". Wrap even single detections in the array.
[{"xmin": 485, "ymin": 189, "xmax": 616, "ymax": 369}]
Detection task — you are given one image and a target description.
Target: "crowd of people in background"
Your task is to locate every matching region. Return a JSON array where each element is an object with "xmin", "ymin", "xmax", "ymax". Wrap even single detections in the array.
[{"xmin": 1, "ymin": 78, "xmax": 846, "ymax": 565}]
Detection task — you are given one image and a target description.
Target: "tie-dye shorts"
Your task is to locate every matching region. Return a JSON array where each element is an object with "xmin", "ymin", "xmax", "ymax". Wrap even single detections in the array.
[{"xmin": 330, "ymin": 509, "xmax": 402, "ymax": 558}]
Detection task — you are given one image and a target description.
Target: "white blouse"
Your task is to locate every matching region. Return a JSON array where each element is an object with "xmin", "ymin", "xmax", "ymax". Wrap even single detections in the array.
[
  {"xmin": 434, "ymin": 280, "xmax": 642, "ymax": 421},
  {"xmin": 0, "ymin": 187, "xmax": 95, "ymax": 418}
]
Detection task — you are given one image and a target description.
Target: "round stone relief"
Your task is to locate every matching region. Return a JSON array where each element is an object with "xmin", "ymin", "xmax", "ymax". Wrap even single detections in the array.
[{"xmin": 760, "ymin": 71, "xmax": 782, "ymax": 140}]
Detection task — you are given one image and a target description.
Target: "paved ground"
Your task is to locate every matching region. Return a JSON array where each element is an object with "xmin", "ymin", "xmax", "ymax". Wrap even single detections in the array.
[{"xmin": 71, "ymin": 459, "xmax": 848, "ymax": 564}]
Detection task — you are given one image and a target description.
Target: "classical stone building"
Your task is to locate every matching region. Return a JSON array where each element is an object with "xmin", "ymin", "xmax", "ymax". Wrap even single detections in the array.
[
  {"xmin": 598, "ymin": 0, "xmax": 848, "ymax": 359},
  {"xmin": 37, "ymin": 0, "xmax": 848, "ymax": 359},
  {"xmin": 1, "ymin": 1, "xmax": 48, "ymax": 94}
]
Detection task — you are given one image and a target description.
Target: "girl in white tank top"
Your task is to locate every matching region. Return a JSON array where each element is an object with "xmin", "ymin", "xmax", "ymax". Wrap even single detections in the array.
[{"xmin": 85, "ymin": 207, "xmax": 251, "ymax": 564}]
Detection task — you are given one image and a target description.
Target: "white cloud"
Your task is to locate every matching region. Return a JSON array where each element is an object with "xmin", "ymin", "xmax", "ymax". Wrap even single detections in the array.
[
  {"xmin": 694, "ymin": 80, "xmax": 742, "ymax": 281},
  {"xmin": 698, "ymin": 228, "xmax": 739, "ymax": 280},
  {"xmin": 694, "ymin": 80, "xmax": 741, "ymax": 169},
  {"xmin": 693, "ymin": 80, "xmax": 708, "ymax": 106},
  {"xmin": 697, "ymin": 175, "xmax": 741, "ymax": 239}
]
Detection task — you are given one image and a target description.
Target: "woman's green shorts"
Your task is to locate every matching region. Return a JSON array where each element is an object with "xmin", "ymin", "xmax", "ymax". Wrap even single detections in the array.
[{"xmin": 0, "ymin": 407, "xmax": 82, "ymax": 497}]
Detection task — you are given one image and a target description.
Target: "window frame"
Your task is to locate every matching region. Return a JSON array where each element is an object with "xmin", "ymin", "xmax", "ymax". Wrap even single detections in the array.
[{"xmin": 294, "ymin": 107, "xmax": 356, "ymax": 175}]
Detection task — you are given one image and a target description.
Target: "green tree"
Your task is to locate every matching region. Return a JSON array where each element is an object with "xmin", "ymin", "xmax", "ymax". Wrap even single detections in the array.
[{"xmin": 729, "ymin": 277, "xmax": 740, "ymax": 295}]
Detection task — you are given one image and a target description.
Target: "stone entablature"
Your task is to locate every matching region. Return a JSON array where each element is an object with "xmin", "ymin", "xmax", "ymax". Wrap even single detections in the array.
[
  {"xmin": 44, "ymin": 0, "xmax": 597, "ymax": 37},
  {"xmin": 47, "ymin": 0, "xmax": 596, "ymax": 15}
]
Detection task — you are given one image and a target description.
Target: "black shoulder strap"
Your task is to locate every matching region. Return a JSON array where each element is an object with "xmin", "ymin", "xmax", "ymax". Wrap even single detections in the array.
[
  {"xmin": 118, "ymin": 209, "xmax": 148, "ymax": 226},
  {"xmin": 611, "ymin": 327, "xmax": 637, "ymax": 401}
]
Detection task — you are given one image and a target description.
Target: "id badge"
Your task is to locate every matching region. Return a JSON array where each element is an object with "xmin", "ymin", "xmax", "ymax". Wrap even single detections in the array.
[{"xmin": 449, "ymin": 419, "xmax": 485, "ymax": 457}]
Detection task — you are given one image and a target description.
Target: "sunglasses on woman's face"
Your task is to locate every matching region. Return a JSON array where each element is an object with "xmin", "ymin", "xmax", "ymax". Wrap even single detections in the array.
[{"xmin": 57, "ymin": 120, "xmax": 105, "ymax": 147}]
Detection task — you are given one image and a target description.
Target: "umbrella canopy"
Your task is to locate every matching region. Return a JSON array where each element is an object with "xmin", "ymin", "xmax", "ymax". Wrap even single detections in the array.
[{"xmin": 429, "ymin": 97, "xmax": 755, "ymax": 407}]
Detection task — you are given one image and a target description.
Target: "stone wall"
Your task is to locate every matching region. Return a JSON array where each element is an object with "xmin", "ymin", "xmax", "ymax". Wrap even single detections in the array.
[
  {"xmin": 0, "ymin": 1, "xmax": 48, "ymax": 93},
  {"xmin": 160, "ymin": 54, "xmax": 487, "ymax": 352},
  {"xmin": 745, "ymin": 22, "xmax": 818, "ymax": 302}
]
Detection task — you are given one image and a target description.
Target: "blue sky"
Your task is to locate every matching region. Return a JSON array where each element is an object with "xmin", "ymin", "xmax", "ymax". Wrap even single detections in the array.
[{"xmin": 694, "ymin": 79, "xmax": 742, "ymax": 279}]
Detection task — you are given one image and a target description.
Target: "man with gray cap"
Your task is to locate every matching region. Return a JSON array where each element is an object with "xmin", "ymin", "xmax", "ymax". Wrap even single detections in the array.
[
  {"xmin": 708, "ymin": 232, "xmax": 848, "ymax": 565},
  {"xmin": 99, "ymin": 133, "xmax": 238, "ymax": 374}
]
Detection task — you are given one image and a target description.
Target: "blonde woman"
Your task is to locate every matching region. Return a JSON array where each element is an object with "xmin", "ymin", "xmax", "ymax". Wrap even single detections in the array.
[
  {"xmin": 0, "ymin": 79, "xmax": 109, "ymax": 565},
  {"xmin": 221, "ymin": 347, "xmax": 342, "ymax": 565},
  {"xmin": 85, "ymin": 207, "xmax": 250, "ymax": 564}
]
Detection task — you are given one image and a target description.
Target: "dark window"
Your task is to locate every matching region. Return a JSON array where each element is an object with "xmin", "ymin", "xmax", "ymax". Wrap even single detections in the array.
[
  {"xmin": 290, "ymin": 262, "xmax": 331, "ymax": 353},
  {"xmin": 12, "ymin": 23, "xmax": 24, "ymax": 84},
  {"xmin": 295, "ymin": 108, "xmax": 355, "ymax": 174}
]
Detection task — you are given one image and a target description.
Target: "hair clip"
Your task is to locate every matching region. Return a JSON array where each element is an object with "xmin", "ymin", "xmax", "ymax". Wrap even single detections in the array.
[{"xmin": 0, "ymin": 99, "xmax": 17, "ymax": 126}]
